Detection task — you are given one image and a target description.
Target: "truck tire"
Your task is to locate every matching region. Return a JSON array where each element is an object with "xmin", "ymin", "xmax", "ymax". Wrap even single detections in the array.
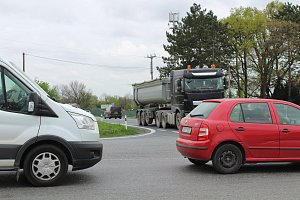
[
  {"xmin": 161, "ymin": 114, "xmax": 168, "ymax": 129},
  {"xmin": 155, "ymin": 113, "xmax": 161, "ymax": 128},
  {"xmin": 23, "ymin": 144, "xmax": 68, "ymax": 187},
  {"xmin": 175, "ymin": 113, "xmax": 181, "ymax": 130},
  {"xmin": 137, "ymin": 111, "xmax": 142, "ymax": 125},
  {"xmin": 145, "ymin": 112, "xmax": 153, "ymax": 125},
  {"xmin": 141, "ymin": 111, "xmax": 148, "ymax": 126}
]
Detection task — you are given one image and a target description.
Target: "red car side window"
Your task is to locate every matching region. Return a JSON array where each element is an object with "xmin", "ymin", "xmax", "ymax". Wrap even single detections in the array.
[
  {"xmin": 274, "ymin": 103, "xmax": 300, "ymax": 125},
  {"xmin": 230, "ymin": 104, "xmax": 244, "ymax": 122},
  {"xmin": 230, "ymin": 102, "xmax": 273, "ymax": 124}
]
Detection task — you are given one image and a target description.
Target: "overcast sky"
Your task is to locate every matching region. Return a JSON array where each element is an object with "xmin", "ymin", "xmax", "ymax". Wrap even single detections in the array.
[{"xmin": 0, "ymin": 0, "xmax": 298, "ymax": 97}]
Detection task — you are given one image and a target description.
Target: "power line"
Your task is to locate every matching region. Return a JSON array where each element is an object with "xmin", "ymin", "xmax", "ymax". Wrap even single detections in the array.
[{"xmin": 25, "ymin": 53, "xmax": 148, "ymax": 70}]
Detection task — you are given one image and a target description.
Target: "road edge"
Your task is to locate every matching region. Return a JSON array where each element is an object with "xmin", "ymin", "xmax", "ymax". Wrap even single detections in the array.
[{"xmin": 101, "ymin": 125, "xmax": 156, "ymax": 140}]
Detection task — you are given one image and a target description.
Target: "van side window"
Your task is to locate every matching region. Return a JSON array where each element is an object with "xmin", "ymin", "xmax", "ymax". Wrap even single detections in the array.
[
  {"xmin": 241, "ymin": 103, "xmax": 272, "ymax": 124},
  {"xmin": 0, "ymin": 68, "xmax": 31, "ymax": 113},
  {"xmin": 274, "ymin": 104, "xmax": 300, "ymax": 125},
  {"xmin": 0, "ymin": 68, "xmax": 5, "ymax": 109}
]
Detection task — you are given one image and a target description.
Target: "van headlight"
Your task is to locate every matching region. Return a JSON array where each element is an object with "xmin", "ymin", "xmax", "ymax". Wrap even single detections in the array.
[{"xmin": 68, "ymin": 112, "xmax": 95, "ymax": 130}]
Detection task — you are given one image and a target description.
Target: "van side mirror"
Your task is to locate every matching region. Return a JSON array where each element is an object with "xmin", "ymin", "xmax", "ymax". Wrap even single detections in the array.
[{"xmin": 28, "ymin": 92, "xmax": 40, "ymax": 114}]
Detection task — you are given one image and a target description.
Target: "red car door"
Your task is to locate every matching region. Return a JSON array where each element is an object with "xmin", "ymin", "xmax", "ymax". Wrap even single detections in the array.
[
  {"xmin": 228, "ymin": 102, "xmax": 279, "ymax": 158},
  {"xmin": 274, "ymin": 103, "xmax": 300, "ymax": 158}
]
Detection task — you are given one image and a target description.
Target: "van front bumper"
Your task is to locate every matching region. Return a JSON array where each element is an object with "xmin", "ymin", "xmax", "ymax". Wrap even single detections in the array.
[{"xmin": 69, "ymin": 141, "xmax": 103, "ymax": 171}]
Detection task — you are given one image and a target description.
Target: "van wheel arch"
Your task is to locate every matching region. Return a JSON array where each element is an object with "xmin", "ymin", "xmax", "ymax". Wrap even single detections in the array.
[{"xmin": 17, "ymin": 137, "xmax": 74, "ymax": 169}]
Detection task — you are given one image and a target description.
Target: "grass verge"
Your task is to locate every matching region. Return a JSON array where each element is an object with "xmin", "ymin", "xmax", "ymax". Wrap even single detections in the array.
[{"xmin": 98, "ymin": 121, "xmax": 141, "ymax": 138}]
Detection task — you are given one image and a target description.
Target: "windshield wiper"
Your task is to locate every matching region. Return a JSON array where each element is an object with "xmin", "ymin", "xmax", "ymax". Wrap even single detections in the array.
[{"xmin": 190, "ymin": 114, "xmax": 204, "ymax": 117}]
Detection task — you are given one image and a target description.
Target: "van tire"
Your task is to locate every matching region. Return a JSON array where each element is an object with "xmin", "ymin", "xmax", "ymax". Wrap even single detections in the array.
[
  {"xmin": 23, "ymin": 144, "xmax": 68, "ymax": 187},
  {"xmin": 212, "ymin": 144, "xmax": 242, "ymax": 174}
]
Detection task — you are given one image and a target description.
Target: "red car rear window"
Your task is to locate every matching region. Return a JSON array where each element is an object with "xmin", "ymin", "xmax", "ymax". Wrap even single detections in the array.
[{"xmin": 188, "ymin": 102, "xmax": 219, "ymax": 119}]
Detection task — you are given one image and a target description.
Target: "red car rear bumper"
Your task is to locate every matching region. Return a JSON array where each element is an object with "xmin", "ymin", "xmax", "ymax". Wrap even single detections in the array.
[{"xmin": 176, "ymin": 138, "xmax": 212, "ymax": 161}]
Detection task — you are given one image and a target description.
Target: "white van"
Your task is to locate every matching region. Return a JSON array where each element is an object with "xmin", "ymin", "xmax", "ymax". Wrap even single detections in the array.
[{"xmin": 0, "ymin": 58, "xmax": 103, "ymax": 186}]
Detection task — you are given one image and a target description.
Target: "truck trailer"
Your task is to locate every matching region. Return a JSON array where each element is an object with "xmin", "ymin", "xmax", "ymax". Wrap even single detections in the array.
[{"xmin": 133, "ymin": 68, "xmax": 226, "ymax": 129}]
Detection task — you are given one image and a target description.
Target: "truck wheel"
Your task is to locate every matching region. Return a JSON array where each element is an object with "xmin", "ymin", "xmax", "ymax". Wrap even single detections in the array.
[
  {"xmin": 161, "ymin": 114, "xmax": 168, "ymax": 129},
  {"xmin": 141, "ymin": 112, "xmax": 148, "ymax": 126},
  {"xmin": 145, "ymin": 112, "xmax": 153, "ymax": 125},
  {"xmin": 212, "ymin": 144, "xmax": 242, "ymax": 174},
  {"xmin": 23, "ymin": 144, "xmax": 68, "ymax": 187},
  {"xmin": 137, "ymin": 111, "xmax": 142, "ymax": 125},
  {"xmin": 175, "ymin": 113, "xmax": 181, "ymax": 130},
  {"xmin": 156, "ymin": 113, "xmax": 161, "ymax": 128}
]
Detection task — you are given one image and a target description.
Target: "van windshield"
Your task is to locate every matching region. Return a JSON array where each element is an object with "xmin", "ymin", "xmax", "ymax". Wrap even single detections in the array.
[
  {"xmin": 9, "ymin": 62, "xmax": 49, "ymax": 98},
  {"xmin": 188, "ymin": 102, "xmax": 219, "ymax": 119}
]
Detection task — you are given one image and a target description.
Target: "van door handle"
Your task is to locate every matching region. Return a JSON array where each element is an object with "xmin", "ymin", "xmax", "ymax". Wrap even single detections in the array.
[
  {"xmin": 281, "ymin": 129, "xmax": 290, "ymax": 133},
  {"xmin": 235, "ymin": 127, "xmax": 245, "ymax": 131}
]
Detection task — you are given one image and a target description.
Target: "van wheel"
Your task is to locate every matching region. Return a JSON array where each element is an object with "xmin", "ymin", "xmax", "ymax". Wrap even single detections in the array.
[
  {"xmin": 23, "ymin": 145, "xmax": 68, "ymax": 187},
  {"xmin": 188, "ymin": 158, "xmax": 208, "ymax": 165},
  {"xmin": 212, "ymin": 144, "xmax": 242, "ymax": 174}
]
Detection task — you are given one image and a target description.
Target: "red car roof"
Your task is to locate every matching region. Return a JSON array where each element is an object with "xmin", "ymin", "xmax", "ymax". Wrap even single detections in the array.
[{"xmin": 203, "ymin": 98, "xmax": 295, "ymax": 105}]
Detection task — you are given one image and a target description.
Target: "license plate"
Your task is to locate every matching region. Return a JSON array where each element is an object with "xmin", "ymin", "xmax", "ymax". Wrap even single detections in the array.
[
  {"xmin": 114, "ymin": 112, "xmax": 118, "ymax": 114},
  {"xmin": 182, "ymin": 126, "xmax": 192, "ymax": 134}
]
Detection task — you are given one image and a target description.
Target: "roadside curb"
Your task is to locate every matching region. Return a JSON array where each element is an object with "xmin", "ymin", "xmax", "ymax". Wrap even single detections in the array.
[{"xmin": 101, "ymin": 124, "xmax": 156, "ymax": 140}]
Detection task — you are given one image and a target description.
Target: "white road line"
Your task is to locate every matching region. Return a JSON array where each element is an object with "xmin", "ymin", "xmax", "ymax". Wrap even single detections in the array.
[
  {"xmin": 102, "ymin": 125, "xmax": 156, "ymax": 140},
  {"xmin": 172, "ymin": 131, "xmax": 179, "ymax": 134}
]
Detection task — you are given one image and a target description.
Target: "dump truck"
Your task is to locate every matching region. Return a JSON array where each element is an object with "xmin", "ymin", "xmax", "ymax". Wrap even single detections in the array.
[{"xmin": 133, "ymin": 68, "xmax": 226, "ymax": 129}]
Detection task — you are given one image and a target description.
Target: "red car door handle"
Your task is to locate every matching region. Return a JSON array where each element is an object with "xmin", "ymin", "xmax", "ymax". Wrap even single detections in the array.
[
  {"xmin": 235, "ymin": 127, "xmax": 245, "ymax": 131},
  {"xmin": 281, "ymin": 129, "xmax": 290, "ymax": 133}
]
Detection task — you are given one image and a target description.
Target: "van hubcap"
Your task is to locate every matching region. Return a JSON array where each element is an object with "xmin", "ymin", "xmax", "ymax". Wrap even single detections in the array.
[
  {"xmin": 32, "ymin": 152, "xmax": 61, "ymax": 181},
  {"xmin": 220, "ymin": 150, "xmax": 237, "ymax": 168}
]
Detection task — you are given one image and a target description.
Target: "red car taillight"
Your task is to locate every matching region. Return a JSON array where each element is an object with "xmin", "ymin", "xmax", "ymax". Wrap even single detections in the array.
[{"xmin": 197, "ymin": 124, "xmax": 209, "ymax": 141}]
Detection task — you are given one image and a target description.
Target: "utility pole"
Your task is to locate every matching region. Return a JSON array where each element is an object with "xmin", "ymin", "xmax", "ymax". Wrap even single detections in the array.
[
  {"xmin": 22, "ymin": 52, "xmax": 25, "ymax": 72},
  {"xmin": 168, "ymin": 12, "xmax": 179, "ymax": 29},
  {"xmin": 147, "ymin": 54, "xmax": 156, "ymax": 80}
]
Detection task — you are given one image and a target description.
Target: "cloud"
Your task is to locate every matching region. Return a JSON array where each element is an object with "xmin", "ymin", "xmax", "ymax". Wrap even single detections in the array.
[{"xmin": 0, "ymin": 0, "xmax": 298, "ymax": 97}]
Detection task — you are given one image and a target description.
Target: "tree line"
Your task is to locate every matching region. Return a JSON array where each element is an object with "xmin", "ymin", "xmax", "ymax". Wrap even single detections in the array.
[
  {"xmin": 158, "ymin": 1, "xmax": 300, "ymax": 104},
  {"xmin": 36, "ymin": 80, "xmax": 136, "ymax": 110}
]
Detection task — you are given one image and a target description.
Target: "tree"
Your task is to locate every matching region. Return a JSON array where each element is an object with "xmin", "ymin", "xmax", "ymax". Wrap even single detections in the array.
[
  {"xmin": 60, "ymin": 81, "xmax": 93, "ymax": 109},
  {"xmin": 159, "ymin": 4, "xmax": 233, "ymax": 77},
  {"xmin": 224, "ymin": 2, "xmax": 300, "ymax": 98},
  {"xmin": 223, "ymin": 7, "xmax": 266, "ymax": 97},
  {"xmin": 270, "ymin": 1, "xmax": 300, "ymax": 100},
  {"xmin": 35, "ymin": 80, "xmax": 61, "ymax": 101}
]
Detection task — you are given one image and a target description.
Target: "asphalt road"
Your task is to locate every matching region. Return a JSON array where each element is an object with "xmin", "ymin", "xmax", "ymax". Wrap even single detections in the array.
[{"xmin": 1, "ymin": 118, "xmax": 300, "ymax": 200}]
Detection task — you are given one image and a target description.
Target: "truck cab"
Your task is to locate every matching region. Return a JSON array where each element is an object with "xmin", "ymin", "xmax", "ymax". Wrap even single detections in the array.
[{"xmin": 171, "ymin": 68, "xmax": 225, "ymax": 114}]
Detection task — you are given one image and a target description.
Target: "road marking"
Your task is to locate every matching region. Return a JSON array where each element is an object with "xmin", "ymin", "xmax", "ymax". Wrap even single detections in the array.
[
  {"xmin": 172, "ymin": 131, "xmax": 179, "ymax": 134},
  {"xmin": 102, "ymin": 125, "xmax": 156, "ymax": 140}
]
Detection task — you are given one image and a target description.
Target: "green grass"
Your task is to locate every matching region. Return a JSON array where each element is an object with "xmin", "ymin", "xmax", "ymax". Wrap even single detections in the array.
[{"xmin": 98, "ymin": 121, "xmax": 140, "ymax": 138}]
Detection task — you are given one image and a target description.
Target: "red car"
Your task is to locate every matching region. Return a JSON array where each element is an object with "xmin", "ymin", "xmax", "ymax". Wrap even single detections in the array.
[{"xmin": 176, "ymin": 98, "xmax": 300, "ymax": 174}]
